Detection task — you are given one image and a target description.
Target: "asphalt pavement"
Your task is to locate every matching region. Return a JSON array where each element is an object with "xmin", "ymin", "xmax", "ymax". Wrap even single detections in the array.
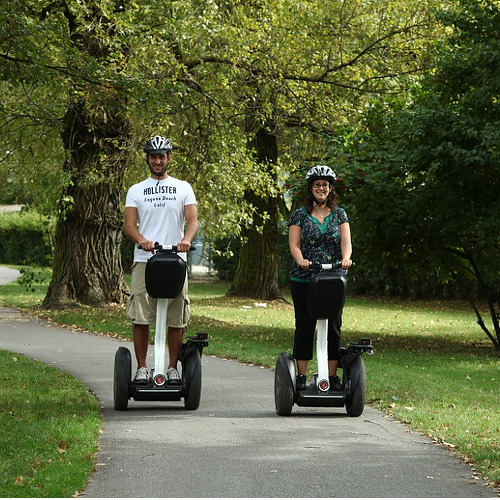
[
  {"xmin": 0, "ymin": 266, "xmax": 497, "ymax": 498},
  {"xmin": 0, "ymin": 266, "xmax": 21, "ymax": 285}
]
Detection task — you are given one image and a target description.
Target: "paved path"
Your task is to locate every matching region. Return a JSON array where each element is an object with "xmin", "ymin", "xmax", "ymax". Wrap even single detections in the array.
[
  {"xmin": 0, "ymin": 266, "xmax": 21, "ymax": 285},
  {"xmin": 0, "ymin": 267, "xmax": 497, "ymax": 498}
]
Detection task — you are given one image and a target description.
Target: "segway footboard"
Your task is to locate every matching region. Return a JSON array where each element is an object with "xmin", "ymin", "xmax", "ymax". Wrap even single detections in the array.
[
  {"xmin": 132, "ymin": 385, "xmax": 183, "ymax": 402},
  {"xmin": 296, "ymin": 391, "xmax": 346, "ymax": 408}
]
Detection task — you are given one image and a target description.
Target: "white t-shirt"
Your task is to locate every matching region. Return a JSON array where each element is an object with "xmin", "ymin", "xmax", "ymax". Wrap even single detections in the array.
[{"xmin": 125, "ymin": 176, "xmax": 197, "ymax": 263}]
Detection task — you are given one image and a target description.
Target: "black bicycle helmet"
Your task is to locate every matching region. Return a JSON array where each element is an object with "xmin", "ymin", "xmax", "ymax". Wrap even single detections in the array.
[
  {"xmin": 306, "ymin": 165, "xmax": 336, "ymax": 184},
  {"xmin": 144, "ymin": 135, "xmax": 173, "ymax": 154}
]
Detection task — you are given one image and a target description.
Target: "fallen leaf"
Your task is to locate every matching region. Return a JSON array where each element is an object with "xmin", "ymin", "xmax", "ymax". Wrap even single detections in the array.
[{"xmin": 57, "ymin": 440, "xmax": 68, "ymax": 453}]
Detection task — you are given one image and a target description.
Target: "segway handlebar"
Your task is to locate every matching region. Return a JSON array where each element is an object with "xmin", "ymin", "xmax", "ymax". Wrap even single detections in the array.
[
  {"xmin": 137, "ymin": 242, "xmax": 196, "ymax": 252},
  {"xmin": 309, "ymin": 262, "xmax": 355, "ymax": 273}
]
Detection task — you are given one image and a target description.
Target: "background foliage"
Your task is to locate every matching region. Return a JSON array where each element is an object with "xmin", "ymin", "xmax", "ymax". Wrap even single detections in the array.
[
  {"xmin": 324, "ymin": 0, "xmax": 500, "ymax": 348},
  {"xmin": 0, "ymin": 212, "xmax": 52, "ymax": 266},
  {"xmin": 1, "ymin": 0, "xmax": 499, "ymax": 344}
]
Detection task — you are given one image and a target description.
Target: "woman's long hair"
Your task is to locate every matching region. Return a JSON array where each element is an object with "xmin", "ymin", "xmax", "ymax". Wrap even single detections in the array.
[{"xmin": 303, "ymin": 182, "xmax": 339, "ymax": 215}]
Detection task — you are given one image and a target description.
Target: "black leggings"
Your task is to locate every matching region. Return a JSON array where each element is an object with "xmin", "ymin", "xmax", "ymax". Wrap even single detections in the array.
[{"xmin": 291, "ymin": 280, "xmax": 342, "ymax": 361}]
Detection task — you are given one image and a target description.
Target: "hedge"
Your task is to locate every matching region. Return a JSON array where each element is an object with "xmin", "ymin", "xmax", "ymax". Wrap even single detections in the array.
[{"xmin": 0, "ymin": 212, "xmax": 52, "ymax": 266}]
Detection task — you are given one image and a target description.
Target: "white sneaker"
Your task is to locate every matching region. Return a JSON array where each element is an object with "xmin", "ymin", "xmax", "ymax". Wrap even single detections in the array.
[
  {"xmin": 167, "ymin": 367, "xmax": 181, "ymax": 384},
  {"xmin": 133, "ymin": 367, "xmax": 149, "ymax": 384}
]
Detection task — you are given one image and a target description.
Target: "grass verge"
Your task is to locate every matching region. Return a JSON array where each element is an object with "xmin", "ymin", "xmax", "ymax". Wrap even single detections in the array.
[
  {"xmin": 1, "ymin": 269, "xmax": 499, "ymax": 492},
  {"xmin": 0, "ymin": 349, "xmax": 101, "ymax": 497}
]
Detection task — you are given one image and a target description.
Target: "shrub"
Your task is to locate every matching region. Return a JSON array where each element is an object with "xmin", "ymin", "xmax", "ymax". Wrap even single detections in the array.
[{"xmin": 0, "ymin": 212, "xmax": 52, "ymax": 266}]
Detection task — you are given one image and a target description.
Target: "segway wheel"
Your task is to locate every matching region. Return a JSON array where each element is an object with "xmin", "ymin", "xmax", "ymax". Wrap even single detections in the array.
[
  {"xmin": 346, "ymin": 358, "xmax": 366, "ymax": 417},
  {"xmin": 274, "ymin": 354, "xmax": 294, "ymax": 416},
  {"xmin": 114, "ymin": 347, "xmax": 132, "ymax": 411},
  {"xmin": 184, "ymin": 349, "xmax": 202, "ymax": 411}
]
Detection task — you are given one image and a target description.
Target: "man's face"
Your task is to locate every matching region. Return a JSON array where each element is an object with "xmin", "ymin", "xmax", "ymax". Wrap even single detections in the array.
[{"xmin": 147, "ymin": 153, "xmax": 169, "ymax": 177}]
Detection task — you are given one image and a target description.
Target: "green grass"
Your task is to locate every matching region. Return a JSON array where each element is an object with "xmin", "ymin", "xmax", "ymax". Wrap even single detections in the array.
[
  {"xmin": 0, "ymin": 349, "xmax": 101, "ymax": 497},
  {"xmin": 1, "ymin": 269, "xmax": 500, "ymax": 492}
]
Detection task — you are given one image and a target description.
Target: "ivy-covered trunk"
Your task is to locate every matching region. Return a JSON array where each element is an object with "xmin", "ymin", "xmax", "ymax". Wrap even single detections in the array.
[
  {"xmin": 41, "ymin": 0, "xmax": 132, "ymax": 309},
  {"xmin": 42, "ymin": 99, "xmax": 130, "ymax": 308}
]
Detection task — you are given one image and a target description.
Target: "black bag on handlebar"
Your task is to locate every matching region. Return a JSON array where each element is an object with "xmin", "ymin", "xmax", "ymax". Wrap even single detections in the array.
[
  {"xmin": 145, "ymin": 252, "xmax": 187, "ymax": 299},
  {"xmin": 307, "ymin": 272, "xmax": 347, "ymax": 320}
]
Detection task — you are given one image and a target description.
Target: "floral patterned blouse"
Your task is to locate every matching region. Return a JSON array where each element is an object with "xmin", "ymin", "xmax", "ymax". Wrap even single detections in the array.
[{"xmin": 288, "ymin": 206, "xmax": 349, "ymax": 283}]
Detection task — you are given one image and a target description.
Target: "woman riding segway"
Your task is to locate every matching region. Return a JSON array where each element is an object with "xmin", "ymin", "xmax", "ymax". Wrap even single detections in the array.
[
  {"xmin": 288, "ymin": 165, "xmax": 353, "ymax": 391},
  {"xmin": 274, "ymin": 165, "xmax": 372, "ymax": 417}
]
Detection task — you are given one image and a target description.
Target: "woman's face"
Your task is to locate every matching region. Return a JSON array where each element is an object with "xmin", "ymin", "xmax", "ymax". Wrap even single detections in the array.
[{"xmin": 311, "ymin": 179, "xmax": 331, "ymax": 203}]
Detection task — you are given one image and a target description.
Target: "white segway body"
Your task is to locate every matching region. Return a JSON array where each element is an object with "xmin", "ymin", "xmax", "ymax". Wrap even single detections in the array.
[
  {"xmin": 113, "ymin": 244, "xmax": 208, "ymax": 411},
  {"xmin": 275, "ymin": 263, "xmax": 372, "ymax": 416}
]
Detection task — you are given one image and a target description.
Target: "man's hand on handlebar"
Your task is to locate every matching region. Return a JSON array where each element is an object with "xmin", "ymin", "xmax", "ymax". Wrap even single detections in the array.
[
  {"xmin": 137, "ymin": 240, "xmax": 194, "ymax": 253},
  {"xmin": 176, "ymin": 240, "xmax": 192, "ymax": 253},
  {"xmin": 138, "ymin": 239, "xmax": 155, "ymax": 253}
]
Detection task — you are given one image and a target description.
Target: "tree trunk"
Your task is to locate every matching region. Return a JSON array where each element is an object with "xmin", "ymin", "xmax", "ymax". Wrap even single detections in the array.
[
  {"xmin": 463, "ymin": 251, "xmax": 500, "ymax": 351},
  {"xmin": 228, "ymin": 126, "xmax": 281, "ymax": 300},
  {"xmin": 42, "ymin": 98, "xmax": 130, "ymax": 308},
  {"xmin": 40, "ymin": 0, "xmax": 132, "ymax": 309}
]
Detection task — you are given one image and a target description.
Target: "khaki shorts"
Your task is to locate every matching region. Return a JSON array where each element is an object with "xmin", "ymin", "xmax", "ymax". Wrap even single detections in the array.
[{"xmin": 126, "ymin": 262, "xmax": 190, "ymax": 327}]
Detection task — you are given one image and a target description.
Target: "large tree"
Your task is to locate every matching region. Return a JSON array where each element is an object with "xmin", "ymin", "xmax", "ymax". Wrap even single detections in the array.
[
  {"xmin": 1, "ymin": 0, "xmax": 441, "ymax": 305},
  {"xmin": 333, "ymin": 0, "xmax": 500, "ymax": 348},
  {"xmin": 42, "ymin": 0, "xmax": 135, "ymax": 307},
  {"xmin": 153, "ymin": 0, "xmax": 439, "ymax": 298}
]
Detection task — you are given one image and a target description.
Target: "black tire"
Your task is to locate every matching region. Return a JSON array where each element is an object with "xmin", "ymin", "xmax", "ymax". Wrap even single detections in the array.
[
  {"xmin": 114, "ymin": 347, "xmax": 131, "ymax": 411},
  {"xmin": 346, "ymin": 358, "xmax": 366, "ymax": 417},
  {"xmin": 184, "ymin": 349, "xmax": 202, "ymax": 410},
  {"xmin": 275, "ymin": 354, "xmax": 294, "ymax": 416}
]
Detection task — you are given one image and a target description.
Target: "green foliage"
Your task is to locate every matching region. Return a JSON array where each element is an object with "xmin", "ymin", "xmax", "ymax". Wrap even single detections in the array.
[
  {"xmin": 1, "ymin": 0, "xmax": 441, "ymax": 239},
  {"xmin": 0, "ymin": 212, "xmax": 52, "ymax": 266},
  {"xmin": 120, "ymin": 235, "xmax": 135, "ymax": 273},
  {"xmin": 211, "ymin": 237, "xmax": 241, "ymax": 282},
  {"xmin": 211, "ymin": 228, "xmax": 291, "ymax": 287},
  {"xmin": 327, "ymin": 0, "xmax": 500, "ymax": 346},
  {"xmin": 18, "ymin": 268, "xmax": 52, "ymax": 293},
  {"xmin": 0, "ymin": 0, "xmax": 451, "ymax": 302}
]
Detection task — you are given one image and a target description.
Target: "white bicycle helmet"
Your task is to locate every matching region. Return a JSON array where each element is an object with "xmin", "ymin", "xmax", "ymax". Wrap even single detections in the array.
[
  {"xmin": 306, "ymin": 165, "xmax": 336, "ymax": 184},
  {"xmin": 144, "ymin": 135, "xmax": 173, "ymax": 154}
]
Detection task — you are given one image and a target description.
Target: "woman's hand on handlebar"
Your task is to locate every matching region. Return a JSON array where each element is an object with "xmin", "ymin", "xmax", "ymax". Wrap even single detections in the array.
[
  {"xmin": 340, "ymin": 258, "xmax": 353, "ymax": 270},
  {"xmin": 309, "ymin": 260, "xmax": 355, "ymax": 272},
  {"xmin": 298, "ymin": 259, "xmax": 311, "ymax": 270}
]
